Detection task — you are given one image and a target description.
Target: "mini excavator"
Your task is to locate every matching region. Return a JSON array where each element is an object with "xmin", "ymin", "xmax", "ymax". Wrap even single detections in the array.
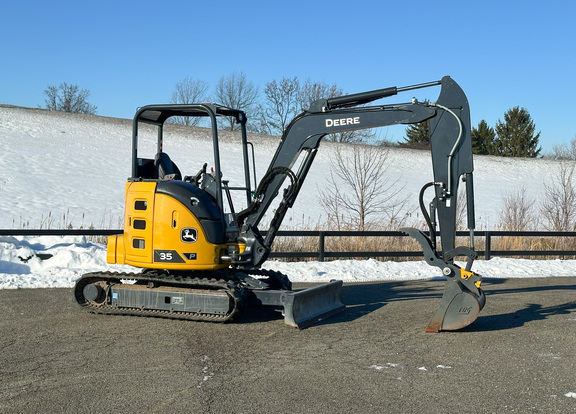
[{"xmin": 75, "ymin": 76, "xmax": 485, "ymax": 331}]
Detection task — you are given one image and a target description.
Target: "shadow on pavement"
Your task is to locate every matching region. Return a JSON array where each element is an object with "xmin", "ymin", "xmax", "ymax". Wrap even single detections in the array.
[
  {"xmin": 238, "ymin": 281, "xmax": 440, "ymax": 327},
  {"xmin": 239, "ymin": 278, "xmax": 576, "ymax": 330},
  {"xmin": 466, "ymin": 278, "xmax": 576, "ymax": 332},
  {"xmin": 467, "ymin": 301, "xmax": 576, "ymax": 332}
]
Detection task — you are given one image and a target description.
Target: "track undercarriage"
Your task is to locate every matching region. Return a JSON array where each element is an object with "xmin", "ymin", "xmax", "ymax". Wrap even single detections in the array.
[{"xmin": 74, "ymin": 269, "xmax": 345, "ymax": 328}]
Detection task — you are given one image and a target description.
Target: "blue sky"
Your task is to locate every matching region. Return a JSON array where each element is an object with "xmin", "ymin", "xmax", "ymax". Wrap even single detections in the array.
[{"xmin": 2, "ymin": 0, "xmax": 575, "ymax": 152}]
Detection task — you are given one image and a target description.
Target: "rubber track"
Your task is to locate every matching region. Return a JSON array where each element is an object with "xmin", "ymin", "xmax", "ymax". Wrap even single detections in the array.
[{"xmin": 74, "ymin": 270, "xmax": 246, "ymax": 323}]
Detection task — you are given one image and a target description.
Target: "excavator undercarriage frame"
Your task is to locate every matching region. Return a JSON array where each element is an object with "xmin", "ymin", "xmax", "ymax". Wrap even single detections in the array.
[{"xmin": 75, "ymin": 75, "xmax": 484, "ymax": 330}]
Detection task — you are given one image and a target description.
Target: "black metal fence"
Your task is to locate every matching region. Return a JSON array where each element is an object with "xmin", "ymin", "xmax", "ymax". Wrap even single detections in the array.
[
  {"xmin": 3, "ymin": 229, "xmax": 576, "ymax": 261},
  {"xmin": 269, "ymin": 230, "xmax": 576, "ymax": 261}
]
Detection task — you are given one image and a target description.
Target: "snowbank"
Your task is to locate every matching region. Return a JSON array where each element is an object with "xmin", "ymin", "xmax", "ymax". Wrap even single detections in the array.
[{"xmin": 2, "ymin": 236, "xmax": 576, "ymax": 289}]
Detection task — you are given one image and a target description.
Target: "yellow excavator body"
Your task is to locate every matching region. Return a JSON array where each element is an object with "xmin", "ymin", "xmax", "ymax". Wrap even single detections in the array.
[{"xmin": 107, "ymin": 181, "xmax": 234, "ymax": 270}]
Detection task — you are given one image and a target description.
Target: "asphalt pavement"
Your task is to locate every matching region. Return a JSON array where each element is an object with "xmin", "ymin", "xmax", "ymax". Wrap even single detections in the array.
[{"xmin": 2, "ymin": 277, "xmax": 576, "ymax": 413}]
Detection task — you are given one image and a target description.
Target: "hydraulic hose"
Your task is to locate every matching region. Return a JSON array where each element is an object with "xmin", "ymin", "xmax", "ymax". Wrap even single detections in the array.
[
  {"xmin": 428, "ymin": 103, "xmax": 476, "ymax": 250},
  {"xmin": 429, "ymin": 103, "xmax": 463, "ymax": 196},
  {"xmin": 419, "ymin": 182, "xmax": 441, "ymax": 250},
  {"xmin": 236, "ymin": 167, "xmax": 296, "ymax": 227}
]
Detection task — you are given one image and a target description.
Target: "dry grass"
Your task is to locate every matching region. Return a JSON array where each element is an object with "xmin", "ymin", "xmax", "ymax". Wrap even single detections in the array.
[
  {"xmin": 484, "ymin": 235, "xmax": 576, "ymax": 260},
  {"xmin": 271, "ymin": 231, "xmax": 423, "ymax": 261},
  {"xmin": 272, "ymin": 228, "xmax": 576, "ymax": 262},
  {"xmin": 13, "ymin": 210, "xmax": 576, "ymax": 262},
  {"xmin": 14, "ymin": 210, "xmax": 121, "ymax": 244}
]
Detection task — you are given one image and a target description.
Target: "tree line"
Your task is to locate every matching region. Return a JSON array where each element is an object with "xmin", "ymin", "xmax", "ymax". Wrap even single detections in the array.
[
  {"xmin": 42, "ymin": 74, "xmax": 554, "ymax": 157},
  {"xmin": 403, "ymin": 106, "xmax": 542, "ymax": 157}
]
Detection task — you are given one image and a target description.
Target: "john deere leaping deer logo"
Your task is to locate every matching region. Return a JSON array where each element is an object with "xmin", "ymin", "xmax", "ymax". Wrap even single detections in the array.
[{"xmin": 181, "ymin": 228, "xmax": 198, "ymax": 243}]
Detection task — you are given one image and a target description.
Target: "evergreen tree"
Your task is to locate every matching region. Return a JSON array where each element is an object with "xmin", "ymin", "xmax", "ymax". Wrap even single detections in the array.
[
  {"xmin": 471, "ymin": 119, "xmax": 495, "ymax": 155},
  {"xmin": 401, "ymin": 121, "xmax": 430, "ymax": 149},
  {"xmin": 493, "ymin": 106, "xmax": 541, "ymax": 157}
]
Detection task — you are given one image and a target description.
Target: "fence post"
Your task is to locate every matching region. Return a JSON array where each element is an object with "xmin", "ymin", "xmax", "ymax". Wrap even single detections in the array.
[
  {"xmin": 485, "ymin": 231, "xmax": 491, "ymax": 260},
  {"xmin": 318, "ymin": 231, "xmax": 325, "ymax": 262}
]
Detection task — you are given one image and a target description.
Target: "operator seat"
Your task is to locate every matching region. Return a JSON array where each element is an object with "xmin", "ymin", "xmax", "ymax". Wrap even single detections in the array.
[{"xmin": 154, "ymin": 152, "xmax": 182, "ymax": 180}]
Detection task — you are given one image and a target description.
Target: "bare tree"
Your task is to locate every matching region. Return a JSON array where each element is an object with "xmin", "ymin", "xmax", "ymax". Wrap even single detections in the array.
[
  {"xmin": 170, "ymin": 77, "xmax": 209, "ymax": 126},
  {"xmin": 255, "ymin": 77, "xmax": 343, "ymax": 136},
  {"xmin": 297, "ymin": 79, "xmax": 373, "ymax": 143},
  {"xmin": 540, "ymin": 162, "xmax": 576, "ymax": 231},
  {"xmin": 319, "ymin": 145, "xmax": 410, "ymax": 230},
  {"xmin": 551, "ymin": 135, "xmax": 576, "ymax": 160},
  {"xmin": 498, "ymin": 188, "xmax": 537, "ymax": 231},
  {"xmin": 214, "ymin": 72, "xmax": 259, "ymax": 131},
  {"xmin": 254, "ymin": 75, "xmax": 376, "ymax": 142},
  {"xmin": 43, "ymin": 82, "xmax": 97, "ymax": 114},
  {"xmin": 296, "ymin": 78, "xmax": 342, "ymax": 111},
  {"xmin": 259, "ymin": 77, "xmax": 301, "ymax": 135}
]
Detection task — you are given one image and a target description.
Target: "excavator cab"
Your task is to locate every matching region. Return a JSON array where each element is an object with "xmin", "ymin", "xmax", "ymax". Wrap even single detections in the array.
[{"xmin": 106, "ymin": 104, "xmax": 252, "ymax": 270}]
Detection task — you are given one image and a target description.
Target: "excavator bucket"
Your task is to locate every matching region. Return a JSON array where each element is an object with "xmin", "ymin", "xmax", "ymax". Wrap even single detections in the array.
[
  {"xmin": 250, "ymin": 280, "xmax": 345, "ymax": 329},
  {"xmin": 400, "ymin": 227, "xmax": 485, "ymax": 332},
  {"xmin": 425, "ymin": 279, "xmax": 486, "ymax": 332}
]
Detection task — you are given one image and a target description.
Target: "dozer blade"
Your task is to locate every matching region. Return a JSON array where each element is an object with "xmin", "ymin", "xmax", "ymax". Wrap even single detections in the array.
[
  {"xmin": 283, "ymin": 280, "xmax": 346, "ymax": 328},
  {"xmin": 425, "ymin": 280, "xmax": 486, "ymax": 332},
  {"xmin": 250, "ymin": 280, "xmax": 345, "ymax": 329}
]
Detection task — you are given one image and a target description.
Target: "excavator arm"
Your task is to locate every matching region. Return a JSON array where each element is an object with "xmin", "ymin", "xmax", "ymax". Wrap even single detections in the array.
[
  {"xmin": 233, "ymin": 76, "xmax": 485, "ymax": 331},
  {"xmin": 235, "ymin": 76, "xmax": 471, "ymax": 266}
]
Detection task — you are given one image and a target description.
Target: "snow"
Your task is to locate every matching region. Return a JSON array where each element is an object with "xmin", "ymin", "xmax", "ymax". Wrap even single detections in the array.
[
  {"xmin": 0, "ymin": 235, "xmax": 135, "ymax": 289},
  {"xmin": 2, "ymin": 233, "xmax": 576, "ymax": 289},
  {"xmin": 2, "ymin": 104, "xmax": 576, "ymax": 289}
]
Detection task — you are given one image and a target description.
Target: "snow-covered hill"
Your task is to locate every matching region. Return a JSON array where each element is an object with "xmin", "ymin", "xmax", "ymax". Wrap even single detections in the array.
[
  {"xmin": 1, "ymin": 105, "xmax": 574, "ymax": 288},
  {"xmin": 0, "ymin": 105, "xmax": 563, "ymax": 230}
]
